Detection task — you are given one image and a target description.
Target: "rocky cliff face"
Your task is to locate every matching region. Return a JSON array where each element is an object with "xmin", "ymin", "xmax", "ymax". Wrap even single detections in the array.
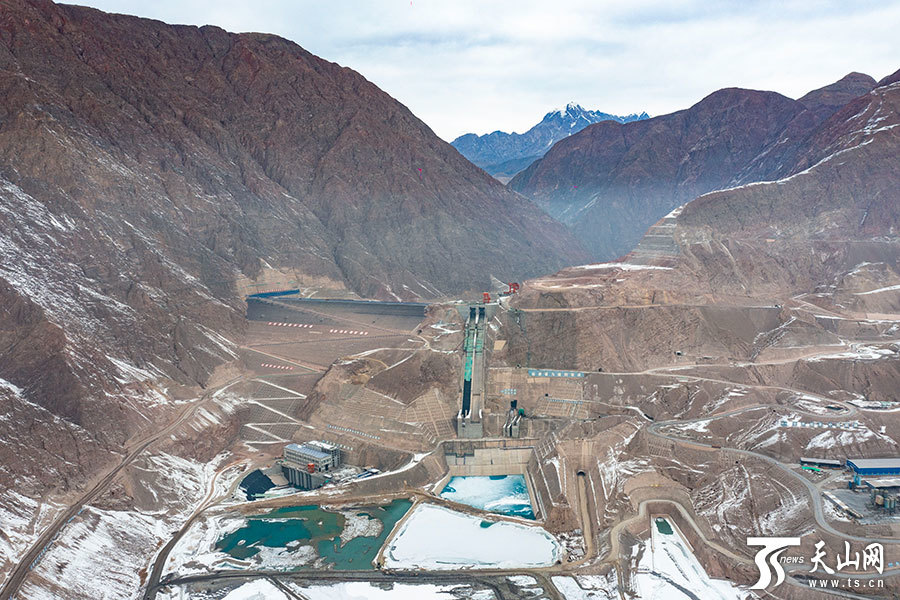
[
  {"xmin": 510, "ymin": 74, "xmax": 878, "ymax": 260},
  {"xmin": 451, "ymin": 103, "xmax": 648, "ymax": 179}
]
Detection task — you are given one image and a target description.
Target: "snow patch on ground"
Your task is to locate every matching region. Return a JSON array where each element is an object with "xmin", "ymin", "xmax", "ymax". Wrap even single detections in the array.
[
  {"xmin": 854, "ymin": 284, "xmax": 900, "ymax": 296},
  {"xmin": 808, "ymin": 344, "xmax": 898, "ymax": 361},
  {"xmin": 0, "ymin": 377, "xmax": 24, "ymax": 397},
  {"xmin": 197, "ymin": 325, "xmax": 239, "ymax": 359},
  {"xmin": 805, "ymin": 427, "xmax": 895, "ymax": 450},
  {"xmin": 339, "ymin": 511, "xmax": 383, "ymax": 545},
  {"xmin": 164, "ymin": 512, "xmax": 250, "ymax": 576},
  {"xmin": 430, "ymin": 322, "xmax": 460, "ymax": 337},
  {"xmin": 0, "ymin": 491, "xmax": 63, "ymax": 590},
  {"xmin": 361, "ymin": 452, "xmax": 429, "ymax": 481},
  {"xmin": 570, "ymin": 262, "xmax": 672, "ymax": 271},
  {"xmin": 634, "ymin": 518, "xmax": 747, "ymax": 599},
  {"xmin": 288, "ymin": 581, "xmax": 493, "ymax": 600},
  {"xmin": 23, "ymin": 451, "xmax": 233, "ymax": 600},
  {"xmin": 673, "ymin": 419, "xmax": 711, "ymax": 433},
  {"xmin": 21, "ymin": 507, "xmax": 169, "ymax": 600},
  {"xmin": 594, "ymin": 424, "xmax": 648, "ymax": 505}
]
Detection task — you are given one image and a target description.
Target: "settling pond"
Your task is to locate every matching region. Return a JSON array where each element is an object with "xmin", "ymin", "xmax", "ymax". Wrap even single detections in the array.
[{"xmin": 215, "ymin": 499, "xmax": 411, "ymax": 570}]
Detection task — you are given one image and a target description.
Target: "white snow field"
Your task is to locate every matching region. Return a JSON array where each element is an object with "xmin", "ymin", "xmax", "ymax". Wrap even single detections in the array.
[
  {"xmin": 155, "ymin": 578, "xmax": 291, "ymax": 600},
  {"xmin": 287, "ymin": 580, "xmax": 495, "ymax": 599},
  {"xmin": 552, "ymin": 573, "xmax": 619, "ymax": 599},
  {"xmin": 633, "ymin": 518, "xmax": 747, "ymax": 599},
  {"xmin": 222, "ymin": 579, "xmax": 289, "ymax": 600},
  {"xmin": 383, "ymin": 503, "xmax": 560, "ymax": 570},
  {"xmin": 439, "ymin": 475, "xmax": 535, "ymax": 518}
]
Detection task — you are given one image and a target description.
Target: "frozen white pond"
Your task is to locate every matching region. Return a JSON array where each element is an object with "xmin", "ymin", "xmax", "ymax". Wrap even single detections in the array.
[
  {"xmin": 440, "ymin": 475, "xmax": 534, "ymax": 518},
  {"xmin": 634, "ymin": 518, "xmax": 747, "ymax": 599},
  {"xmin": 384, "ymin": 503, "xmax": 560, "ymax": 570}
]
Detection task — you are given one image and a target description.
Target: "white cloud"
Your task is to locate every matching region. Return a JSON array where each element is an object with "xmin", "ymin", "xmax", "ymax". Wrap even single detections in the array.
[{"xmin": 69, "ymin": 0, "xmax": 900, "ymax": 140}]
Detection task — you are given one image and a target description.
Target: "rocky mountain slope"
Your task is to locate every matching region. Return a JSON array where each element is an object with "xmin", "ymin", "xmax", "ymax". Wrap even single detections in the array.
[
  {"xmin": 674, "ymin": 69, "xmax": 900, "ymax": 299},
  {"xmin": 0, "ymin": 0, "xmax": 589, "ymax": 584},
  {"xmin": 509, "ymin": 73, "xmax": 878, "ymax": 260},
  {"xmin": 0, "ymin": 0, "xmax": 590, "ymax": 422},
  {"xmin": 506, "ymin": 67, "xmax": 900, "ymax": 372},
  {"xmin": 451, "ymin": 103, "xmax": 648, "ymax": 180}
]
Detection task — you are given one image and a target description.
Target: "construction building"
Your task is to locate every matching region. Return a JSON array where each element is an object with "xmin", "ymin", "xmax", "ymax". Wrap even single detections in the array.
[
  {"xmin": 847, "ymin": 458, "xmax": 900, "ymax": 477},
  {"xmin": 303, "ymin": 440, "xmax": 343, "ymax": 468},
  {"xmin": 503, "ymin": 399, "xmax": 524, "ymax": 438},
  {"xmin": 281, "ymin": 441, "xmax": 343, "ymax": 490},
  {"xmin": 861, "ymin": 478, "xmax": 900, "ymax": 493}
]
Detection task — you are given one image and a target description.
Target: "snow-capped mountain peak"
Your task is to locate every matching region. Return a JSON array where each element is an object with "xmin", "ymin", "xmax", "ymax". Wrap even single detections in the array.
[
  {"xmin": 554, "ymin": 102, "xmax": 583, "ymax": 117},
  {"xmin": 452, "ymin": 103, "xmax": 648, "ymax": 178}
]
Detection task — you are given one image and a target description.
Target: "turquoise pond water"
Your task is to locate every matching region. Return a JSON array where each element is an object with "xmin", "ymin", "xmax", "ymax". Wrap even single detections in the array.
[
  {"xmin": 440, "ymin": 475, "xmax": 535, "ymax": 519},
  {"xmin": 215, "ymin": 499, "xmax": 411, "ymax": 570}
]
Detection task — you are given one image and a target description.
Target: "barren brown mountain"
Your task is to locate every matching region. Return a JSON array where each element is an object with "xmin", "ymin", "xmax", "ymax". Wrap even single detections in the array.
[
  {"xmin": 0, "ymin": 0, "xmax": 586, "ymax": 576},
  {"xmin": 507, "ymin": 68, "xmax": 900, "ymax": 384},
  {"xmin": 492, "ymin": 74, "xmax": 900, "ymax": 598},
  {"xmin": 509, "ymin": 73, "xmax": 878, "ymax": 261}
]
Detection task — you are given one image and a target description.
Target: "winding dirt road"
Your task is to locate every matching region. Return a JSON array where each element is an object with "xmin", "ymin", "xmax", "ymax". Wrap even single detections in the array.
[{"xmin": 0, "ymin": 378, "xmax": 244, "ymax": 600}]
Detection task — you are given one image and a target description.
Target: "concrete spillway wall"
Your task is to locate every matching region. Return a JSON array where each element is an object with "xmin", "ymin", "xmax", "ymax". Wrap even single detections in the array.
[
  {"xmin": 445, "ymin": 446, "xmax": 533, "ymax": 476},
  {"xmin": 440, "ymin": 439, "xmax": 549, "ymax": 520}
]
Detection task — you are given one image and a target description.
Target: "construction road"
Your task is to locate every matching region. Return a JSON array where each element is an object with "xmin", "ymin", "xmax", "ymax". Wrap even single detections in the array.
[{"xmin": 0, "ymin": 377, "xmax": 244, "ymax": 600}]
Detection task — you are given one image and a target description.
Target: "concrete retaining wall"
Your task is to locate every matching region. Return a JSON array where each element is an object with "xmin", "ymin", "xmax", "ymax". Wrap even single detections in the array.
[{"xmin": 445, "ymin": 446, "xmax": 533, "ymax": 475}]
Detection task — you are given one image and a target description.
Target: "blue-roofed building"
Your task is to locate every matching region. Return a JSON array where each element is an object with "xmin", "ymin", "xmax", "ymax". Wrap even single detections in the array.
[{"xmin": 847, "ymin": 458, "xmax": 900, "ymax": 476}]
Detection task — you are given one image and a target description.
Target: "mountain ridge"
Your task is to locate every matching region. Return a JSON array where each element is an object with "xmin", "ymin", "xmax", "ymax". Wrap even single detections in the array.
[
  {"xmin": 509, "ymin": 73, "xmax": 880, "ymax": 260},
  {"xmin": 451, "ymin": 103, "xmax": 648, "ymax": 180}
]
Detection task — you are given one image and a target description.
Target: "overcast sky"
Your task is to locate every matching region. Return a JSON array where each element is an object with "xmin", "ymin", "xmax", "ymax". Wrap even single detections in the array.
[{"xmin": 73, "ymin": 1, "xmax": 900, "ymax": 141}]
